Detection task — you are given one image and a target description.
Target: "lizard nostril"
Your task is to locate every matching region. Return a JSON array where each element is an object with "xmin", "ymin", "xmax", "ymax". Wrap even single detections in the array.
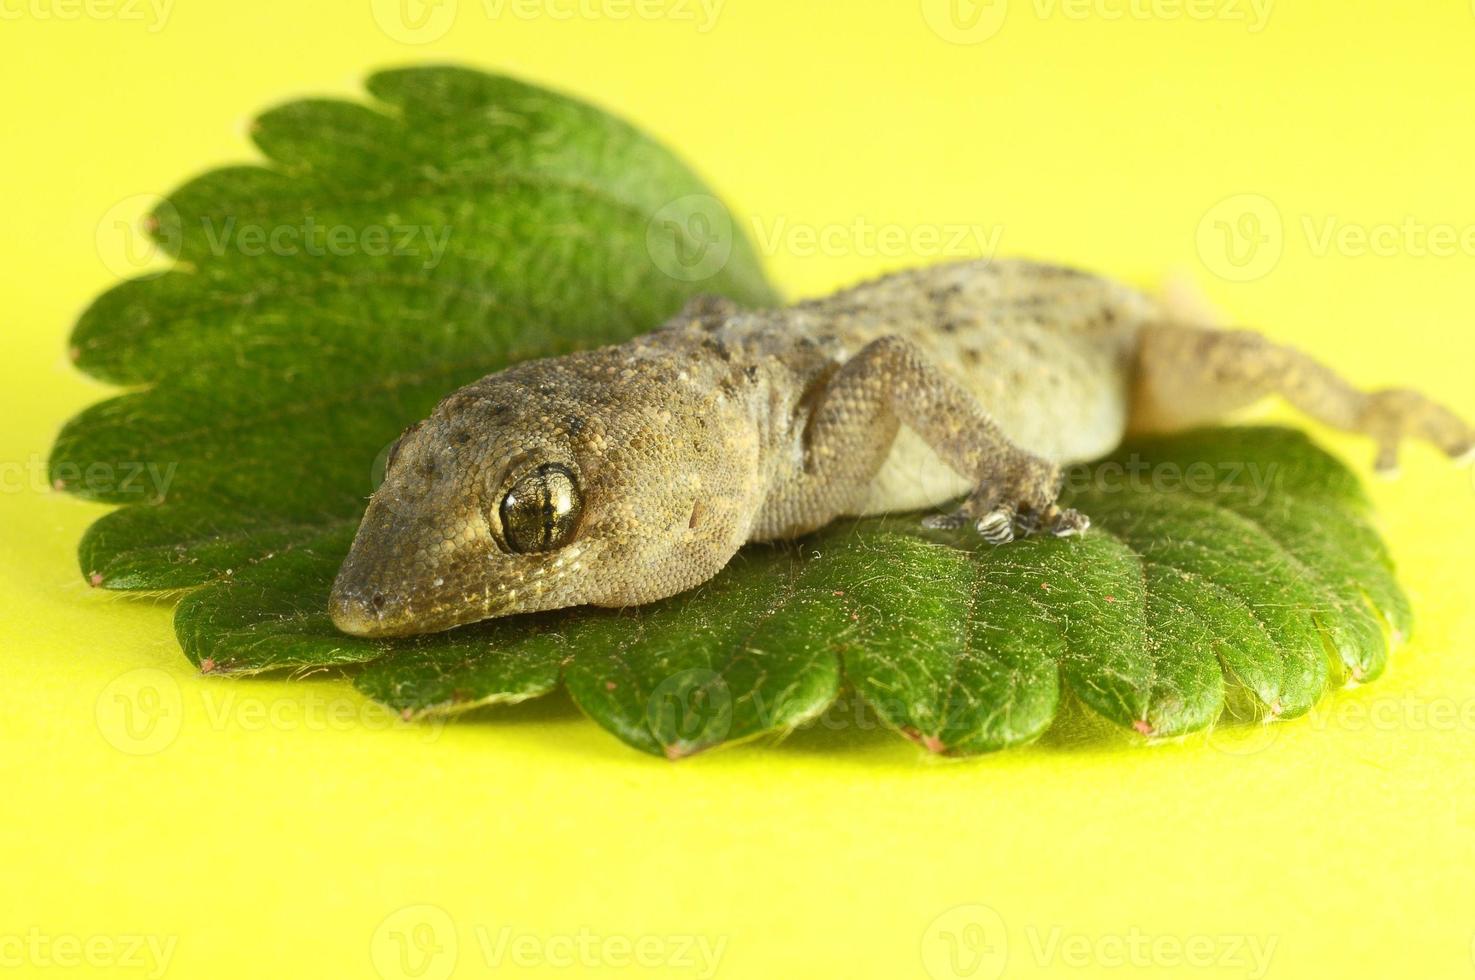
[{"xmin": 370, "ymin": 592, "xmax": 386, "ymax": 611}]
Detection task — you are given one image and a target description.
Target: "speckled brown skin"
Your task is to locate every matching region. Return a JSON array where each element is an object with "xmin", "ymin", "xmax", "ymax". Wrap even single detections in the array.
[{"xmin": 330, "ymin": 258, "xmax": 1474, "ymax": 637}]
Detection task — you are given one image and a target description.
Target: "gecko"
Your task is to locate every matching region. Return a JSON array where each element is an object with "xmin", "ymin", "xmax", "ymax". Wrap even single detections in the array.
[{"xmin": 329, "ymin": 258, "xmax": 1474, "ymax": 638}]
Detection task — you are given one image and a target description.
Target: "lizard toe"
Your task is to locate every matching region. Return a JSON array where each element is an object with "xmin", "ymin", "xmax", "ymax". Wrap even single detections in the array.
[
  {"xmin": 1372, "ymin": 441, "xmax": 1401, "ymax": 478},
  {"xmin": 921, "ymin": 510, "xmax": 969, "ymax": 530},
  {"xmin": 975, "ymin": 509, "xmax": 1016, "ymax": 545},
  {"xmin": 1048, "ymin": 508, "xmax": 1090, "ymax": 538}
]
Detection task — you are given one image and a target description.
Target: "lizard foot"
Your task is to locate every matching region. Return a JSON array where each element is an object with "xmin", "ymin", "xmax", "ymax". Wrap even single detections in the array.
[
  {"xmin": 1359, "ymin": 387, "xmax": 1475, "ymax": 476},
  {"xmin": 922, "ymin": 453, "xmax": 1087, "ymax": 544},
  {"xmin": 922, "ymin": 508, "xmax": 1016, "ymax": 543},
  {"xmin": 1015, "ymin": 503, "xmax": 1091, "ymax": 539},
  {"xmin": 922, "ymin": 503, "xmax": 1089, "ymax": 544}
]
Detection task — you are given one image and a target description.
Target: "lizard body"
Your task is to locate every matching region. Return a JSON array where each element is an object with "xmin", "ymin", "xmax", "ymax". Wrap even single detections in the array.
[{"xmin": 330, "ymin": 258, "xmax": 1473, "ymax": 637}]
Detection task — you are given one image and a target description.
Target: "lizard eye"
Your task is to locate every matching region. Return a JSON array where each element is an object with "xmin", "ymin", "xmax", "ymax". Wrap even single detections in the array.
[{"xmin": 498, "ymin": 463, "xmax": 583, "ymax": 554}]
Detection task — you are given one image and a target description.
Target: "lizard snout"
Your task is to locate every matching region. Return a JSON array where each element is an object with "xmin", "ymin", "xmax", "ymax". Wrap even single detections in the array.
[
  {"xmin": 330, "ymin": 502, "xmax": 458, "ymax": 637},
  {"xmin": 328, "ymin": 550, "xmax": 432, "ymax": 637},
  {"xmin": 328, "ymin": 580, "xmax": 403, "ymax": 638}
]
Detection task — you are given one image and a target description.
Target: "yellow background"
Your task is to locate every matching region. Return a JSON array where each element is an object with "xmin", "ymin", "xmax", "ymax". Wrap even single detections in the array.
[{"xmin": 5, "ymin": 1, "xmax": 1475, "ymax": 977}]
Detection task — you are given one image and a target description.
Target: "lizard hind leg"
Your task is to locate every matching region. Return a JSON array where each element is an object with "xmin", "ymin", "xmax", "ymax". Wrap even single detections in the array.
[{"xmin": 1129, "ymin": 323, "xmax": 1475, "ymax": 474}]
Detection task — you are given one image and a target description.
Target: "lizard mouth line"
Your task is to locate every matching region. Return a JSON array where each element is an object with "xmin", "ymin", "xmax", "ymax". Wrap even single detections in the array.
[{"xmin": 327, "ymin": 585, "xmax": 512, "ymax": 639}]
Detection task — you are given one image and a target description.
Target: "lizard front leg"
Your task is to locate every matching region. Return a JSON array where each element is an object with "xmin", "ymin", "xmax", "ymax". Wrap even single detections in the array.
[{"xmin": 804, "ymin": 335, "xmax": 1089, "ymax": 544}]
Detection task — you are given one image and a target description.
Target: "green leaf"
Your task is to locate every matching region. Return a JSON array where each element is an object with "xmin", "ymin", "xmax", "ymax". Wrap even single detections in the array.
[{"xmin": 54, "ymin": 68, "xmax": 1411, "ymax": 758}]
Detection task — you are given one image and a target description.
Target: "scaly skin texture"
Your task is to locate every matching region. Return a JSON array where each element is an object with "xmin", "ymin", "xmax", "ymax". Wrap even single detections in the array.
[{"xmin": 330, "ymin": 258, "xmax": 1475, "ymax": 637}]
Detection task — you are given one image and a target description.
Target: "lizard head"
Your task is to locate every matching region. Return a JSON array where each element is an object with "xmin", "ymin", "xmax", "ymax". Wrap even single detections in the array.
[{"xmin": 328, "ymin": 352, "xmax": 754, "ymax": 637}]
